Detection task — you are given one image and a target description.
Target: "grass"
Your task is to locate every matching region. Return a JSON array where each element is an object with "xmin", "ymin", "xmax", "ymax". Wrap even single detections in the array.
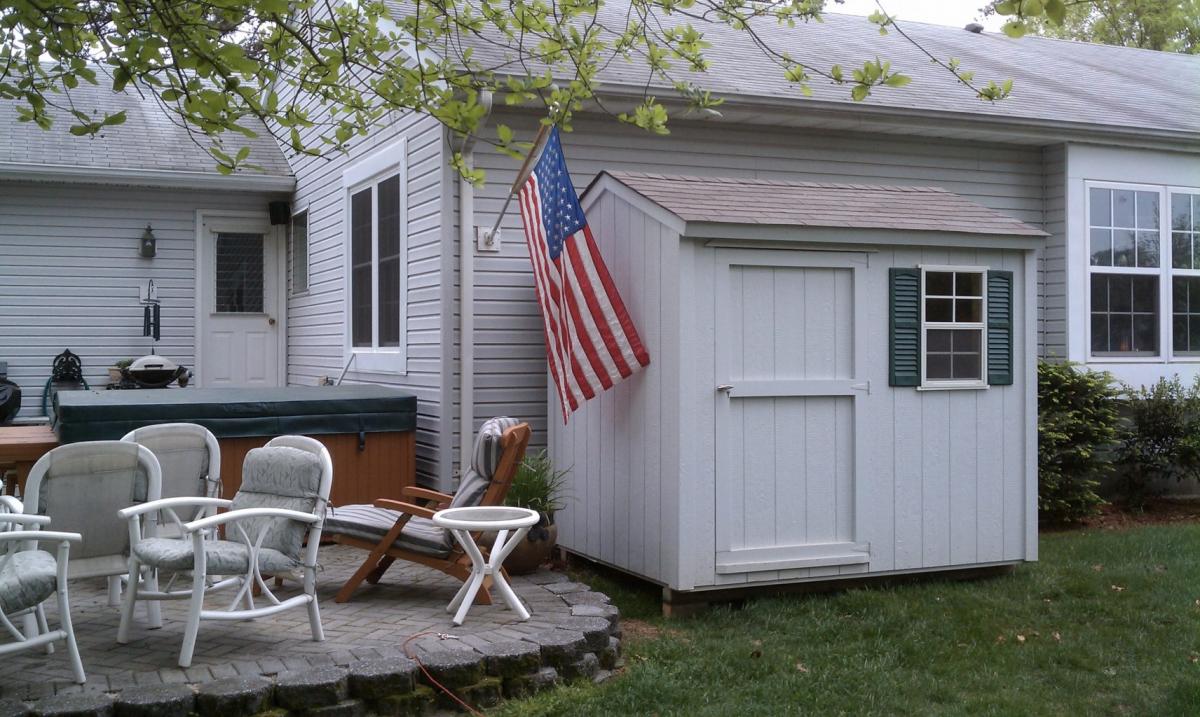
[{"xmin": 495, "ymin": 523, "xmax": 1200, "ymax": 716}]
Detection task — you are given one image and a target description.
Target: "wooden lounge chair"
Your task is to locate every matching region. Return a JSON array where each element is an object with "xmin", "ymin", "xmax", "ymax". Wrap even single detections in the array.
[{"xmin": 325, "ymin": 418, "xmax": 530, "ymax": 604}]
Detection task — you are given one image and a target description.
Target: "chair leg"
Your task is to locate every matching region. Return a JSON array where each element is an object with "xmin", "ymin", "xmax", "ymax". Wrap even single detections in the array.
[
  {"xmin": 107, "ymin": 575, "xmax": 122, "ymax": 607},
  {"xmin": 178, "ymin": 569, "xmax": 206, "ymax": 668},
  {"xmin": 306, "ymin": 570, "xmax": 324, "ymax": 642},
  {"xmin": 336, "ymin": 551, "xmax": 389, "ymax": 603},
  {"xmin": 365, "ymin": 556, "xmax": 395, "ymax": 585},
  {"xmin": 35, "ymin": 605, "xmax": 53, "ymax": 655},
  {"xmin": 143, "ymin": 567, "xmax": 163, "ymax": 629},
  {"xmin": 117, "ymin": 558, "xmax": 143, "ymax": 644},
  {"xmin": 56, "ymin": 581, "xmax": 86, "ymax": 684}
]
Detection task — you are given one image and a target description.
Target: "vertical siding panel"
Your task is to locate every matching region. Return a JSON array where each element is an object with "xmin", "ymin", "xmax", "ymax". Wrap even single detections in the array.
[
  {"xmin": 1005, "ymin": 249, "xmax": 1031, "ymax": 560},
  {"xmin": 641, "ymin": 211, "xmax": 663, "ymax": 579}
]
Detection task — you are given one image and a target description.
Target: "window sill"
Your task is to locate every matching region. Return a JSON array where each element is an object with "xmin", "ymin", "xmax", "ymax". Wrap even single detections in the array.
[
  {"xmin": 347, "ymin": 349, "xmax": 407, "ymax": 375},
  {"xmin": 917, "ymin": 382, "xmax": 989, "ymax": 391}
]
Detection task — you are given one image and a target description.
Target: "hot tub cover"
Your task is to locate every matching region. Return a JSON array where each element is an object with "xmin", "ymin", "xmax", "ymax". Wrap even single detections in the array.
[{"xmin": 54, "ymin": 386, "xmax": 416, "ymax": 443}]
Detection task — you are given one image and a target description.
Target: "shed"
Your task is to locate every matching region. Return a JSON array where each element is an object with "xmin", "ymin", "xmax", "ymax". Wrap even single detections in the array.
[{"xmin": 550, "ymin": 171, "xmax": 1048, "ymax": 609}]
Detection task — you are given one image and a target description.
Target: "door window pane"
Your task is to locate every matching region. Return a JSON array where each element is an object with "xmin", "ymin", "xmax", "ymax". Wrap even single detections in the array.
[
  {"xmin": 1091, "ymin": 274, "xmax": 1158, "ymax": 355},
  {"xmin": 350, "ymin": 188, "xmax": 373, "ymax": 347},
  {"xmin": 215, "ymin": 233, "xmax": 264, "ymax": 313}
]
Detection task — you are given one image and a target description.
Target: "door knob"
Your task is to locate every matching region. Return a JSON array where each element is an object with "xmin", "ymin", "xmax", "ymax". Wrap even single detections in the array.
[{"xmin": 268, "ymin": 317, "xmax": 277, "ymax": 326}]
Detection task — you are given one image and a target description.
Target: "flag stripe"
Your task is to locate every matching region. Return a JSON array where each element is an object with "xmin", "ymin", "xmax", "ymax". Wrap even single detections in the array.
[
  {"xmin": 563, "ymin": 235, "xmax": 634, "ymax": 379},
  {"xmin": 581, "ymin": 227, "xmax": 651, "ymax": 367}
]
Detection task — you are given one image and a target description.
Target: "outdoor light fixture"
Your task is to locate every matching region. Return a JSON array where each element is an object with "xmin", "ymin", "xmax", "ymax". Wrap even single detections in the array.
[{"xmin": 138, "ymin": 225, "xmax": 156, "ymax": 258}]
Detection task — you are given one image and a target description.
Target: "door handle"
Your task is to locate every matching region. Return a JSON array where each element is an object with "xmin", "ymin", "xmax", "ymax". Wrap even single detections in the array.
[
  {"xmin": 716, "ymin": 384, "xmax": 733, "ymax": 393},
  {"xmin": 268, "ymin": 316, "xmax": 277, "ymax": 326}
]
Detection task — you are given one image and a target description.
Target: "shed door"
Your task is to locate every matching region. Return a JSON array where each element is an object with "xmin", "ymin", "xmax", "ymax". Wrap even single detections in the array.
[{"xmin": 714, "ymin": 249, "xmax": 871, "ymax": 576}]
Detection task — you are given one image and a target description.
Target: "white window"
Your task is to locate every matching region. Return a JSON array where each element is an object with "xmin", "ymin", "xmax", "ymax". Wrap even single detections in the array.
[
  {"xmin": 342, "ymin": 138, "xmax": 407, "ymax": 373},
  {"xmin": 921, "ymin": 266, "xmax": 987, "ymax": 388},
  {"xmin": 290, "ymin": 208, "xmax": 309, "ymax": 296},
  {"xmin": 1082, "ymin": 182, "xmax": 1200, "ymax": 362}
]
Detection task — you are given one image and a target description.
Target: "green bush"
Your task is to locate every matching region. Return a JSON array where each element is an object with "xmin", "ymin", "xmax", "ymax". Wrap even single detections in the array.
[
  {"xmin": 505, "ymin": 449, "xmax": 570, "ymax": 520},
  {"xmin": 1038, "ymin": 361, "xmax": 1120, "ymax": 524},
  {"xmin": 1116, "ymin": 376, "xmax": 1200, "ymax": 509}
]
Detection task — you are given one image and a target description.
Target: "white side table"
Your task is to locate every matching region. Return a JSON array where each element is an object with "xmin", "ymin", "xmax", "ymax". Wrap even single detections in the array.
[{"xmin": 432, "ymin": 506, "xmax": 540, "ymax": 626}]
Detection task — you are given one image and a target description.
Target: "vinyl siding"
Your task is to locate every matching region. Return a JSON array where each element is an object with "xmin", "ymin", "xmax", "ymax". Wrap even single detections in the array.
[
  {"xmin": 0, "ymin": 181, "xmax": 278, "ymax": 417},
  {"xmin": 1040, "ymin": 144, "xmax": 1067, "ymax": 359},
  {"xmin": 286, "ymin": 109, "xmax": 448, "ymax": 485},
  {"xmin": 462, "ymin": 113, "xmax": 1047, "ymax": 457}
]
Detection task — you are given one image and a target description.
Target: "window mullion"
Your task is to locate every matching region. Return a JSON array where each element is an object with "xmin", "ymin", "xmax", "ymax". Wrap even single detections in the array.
[{"xmin": 371, "ymin": 182, "xmax": 380, "ymax": 350}]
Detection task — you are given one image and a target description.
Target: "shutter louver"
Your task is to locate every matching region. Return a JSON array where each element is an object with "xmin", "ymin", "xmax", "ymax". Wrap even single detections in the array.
[
  {"xmin": 987, "ymin": 270, "xmax": 1014, "ymax": 386},
  {"xmin": 889, "ymin": 268, "xmax": 921, "ymax": 387}
]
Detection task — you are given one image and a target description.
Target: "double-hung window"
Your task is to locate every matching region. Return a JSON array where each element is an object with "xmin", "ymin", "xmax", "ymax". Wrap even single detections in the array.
[
  {"xmin": 1088, "ymin": 186, "xmax": 1160, "ymax": 356},
  {"xmin": 342, "ymin": 138, "xmax": 407, "ymax": 373},
  {"xmin": 921, "ymin": 267, "xmax": 986, "ymax": 387},
  {"xmin": 1172, "ymin": 191, "xmax": 1200, "ymax": 355}
]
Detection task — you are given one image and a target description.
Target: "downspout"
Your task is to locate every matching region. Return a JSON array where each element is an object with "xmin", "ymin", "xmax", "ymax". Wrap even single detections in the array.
[{"xmin": 455, "ymin": 92, "xmax": 493, "ymax": 478}]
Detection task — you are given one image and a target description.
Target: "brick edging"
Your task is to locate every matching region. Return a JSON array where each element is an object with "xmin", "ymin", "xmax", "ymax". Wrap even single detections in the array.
[{"xmin": 8, "ymin": 580, "xmax": 622, "ymax": 716}]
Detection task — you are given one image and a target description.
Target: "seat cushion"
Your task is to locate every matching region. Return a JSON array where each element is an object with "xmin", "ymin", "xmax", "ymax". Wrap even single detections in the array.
[
  {"xmin": 0, "ymin": 550, "xmax": 57, "ymax": 614},
  {"xmin": 133, "ymin": 538, "xmax": 298, "ymax": 575},
  {"xmin": 323, "ymin": 505, "xmax": 451, "ymax": 558}
]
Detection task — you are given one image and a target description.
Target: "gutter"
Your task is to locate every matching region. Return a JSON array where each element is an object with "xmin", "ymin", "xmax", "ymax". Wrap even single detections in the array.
[
  {"xmin": 451, "ymin": 92, "xmax": 494, "ymax": 477},
  {"xmin": 0, "ymin": 162, "xmax": 296, "ymax": 192}
]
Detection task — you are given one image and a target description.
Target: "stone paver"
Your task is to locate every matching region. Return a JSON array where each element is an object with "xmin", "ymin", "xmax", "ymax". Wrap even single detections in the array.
[{"xmin": 0, "ymin": 545, "xmax": 619, "ymax": 715}]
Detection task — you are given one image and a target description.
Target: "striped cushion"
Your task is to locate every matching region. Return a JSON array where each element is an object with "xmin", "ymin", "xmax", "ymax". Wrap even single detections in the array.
[
  {"xmin": 470, "ymin": 416, "xmax": 520, "ymax": 480},
  {"xmin": 324, "ymin": 504, "xmax": 451, "ymax": 557}
]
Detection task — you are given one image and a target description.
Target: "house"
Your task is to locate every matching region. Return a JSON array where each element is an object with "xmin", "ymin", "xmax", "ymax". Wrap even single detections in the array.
[{"xmin": 1, "ymin": 10, "xmax": 1198, "ymax": 586}]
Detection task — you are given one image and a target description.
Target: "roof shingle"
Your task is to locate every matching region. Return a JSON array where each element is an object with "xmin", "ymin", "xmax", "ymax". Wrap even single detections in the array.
[{"xmin": 598, "ymin": 171, "xmax": 1049, "ymax": 237}]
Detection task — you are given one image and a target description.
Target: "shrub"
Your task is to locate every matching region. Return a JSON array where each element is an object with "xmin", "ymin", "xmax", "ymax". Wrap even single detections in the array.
[
  {"xmin": 505, "ymin": 449, "xmax": 570, "ymax": 520},
  {"xmin": 1116, "ymin": 376, "xmax": 1200, "ymax": 509},
  {"xmin": 1038, "ymin": 361, "xmax": 1120, "ymax": 524}
]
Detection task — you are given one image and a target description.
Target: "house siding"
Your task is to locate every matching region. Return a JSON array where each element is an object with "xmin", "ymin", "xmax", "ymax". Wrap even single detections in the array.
[
  {"xmin": 285, "ymin": 110, "xmax": 448, "ymax": 485},
  {"xmin": 460, "ymin": 113, "xmax": 1047, "ymax": 456},
  {"xmin": 1041, "ymin": 144, "xmax": 1068, "ymax": 359},
  {"xmin": 0, "ymin": 181, "xmax": 278, "ymax": 417}
]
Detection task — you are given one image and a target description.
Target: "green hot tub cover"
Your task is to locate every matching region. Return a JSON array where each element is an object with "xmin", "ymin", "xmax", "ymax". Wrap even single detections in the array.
[{"xmin": 54, "ymin": 386, "xmax": 417, "ymax": 443}]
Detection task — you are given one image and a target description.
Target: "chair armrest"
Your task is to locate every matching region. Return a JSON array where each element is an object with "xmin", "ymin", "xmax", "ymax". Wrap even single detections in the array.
[
  {"xmin": 0, "ymin": 530, "xmax": 81, "ymax": 544},
  {"xmin": 184, "ymin": 507, "xmax": 320, "ymax": 534},
  {"xmin": 119, "ymin": 497, "xmax": 232, "ymax": 520},
  {"xmin": 400, "ymin": 486, "xmax": 453, "ymax": 504},
  {"xmin": 0, "ymin": 514, "xmax": 51, "ymax": 527},
  {"xmin": 373, "ymin": 499, "xmax": 437, "ymax": 521}
]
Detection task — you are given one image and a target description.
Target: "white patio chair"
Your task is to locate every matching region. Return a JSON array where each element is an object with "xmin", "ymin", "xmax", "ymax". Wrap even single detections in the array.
[
  {"xmin": 24, "ymin": 441, "xmax": 164, "ymax": 627},
  {"xmin": 117, "ymin": 435, "xmax": 333, "ymax": 667},
  {"xmin": 0, "ymin": 513, "xmax": 85, "ymax": 683}
]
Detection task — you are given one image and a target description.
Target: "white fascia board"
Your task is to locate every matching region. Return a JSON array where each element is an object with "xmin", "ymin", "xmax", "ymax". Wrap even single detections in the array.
[
  {"xmin": 0, "ymin": 162, "xmax": 296, "ymax": 192},
  {"xmin": 684, "ymin": 223, "xmax": 1046, "ymax": 251}
]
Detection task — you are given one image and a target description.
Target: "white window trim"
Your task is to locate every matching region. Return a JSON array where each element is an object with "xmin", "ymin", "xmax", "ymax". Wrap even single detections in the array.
[
  {"xmin": 342, "ymin": 137, "xmax": 408, "ymax": 375},
  {"xmin": 918, "ymin": 264, "xmax": 989, "ymax": 391},
  {"xmin": 1082, "ymin": 180, "xmax": 1200, "ymax": 364},
  {"xmin": 290, "ymin": 204, "xmax": 310, "ymax": 297}
]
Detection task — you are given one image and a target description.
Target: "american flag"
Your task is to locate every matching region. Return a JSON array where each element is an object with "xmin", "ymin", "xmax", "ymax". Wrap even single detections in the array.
[{"xmin": 517, "ymin": 127, "xmax": 650, "ymax": 422}]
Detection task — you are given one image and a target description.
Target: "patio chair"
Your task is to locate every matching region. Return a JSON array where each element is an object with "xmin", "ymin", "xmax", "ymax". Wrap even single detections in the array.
[
  {"xmin": 24, "ymin": 441, "xmax": 164, "ymax": 625},
  {"xmin": 0, "ymin": 509, "xmax": 85, "ymax": 683},
  {"xmin": 325, "ymin": 417, "xmax": 530, "ymax": 604},
  {"xmin": 117, "ymin": 435, "xmax": 333, "ymax": 667}
]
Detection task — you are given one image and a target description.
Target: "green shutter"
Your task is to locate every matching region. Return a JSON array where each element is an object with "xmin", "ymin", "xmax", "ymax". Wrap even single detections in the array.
[
  {"xmin": 889, "ymin": 268, "xmax": 921, "ymax": 387},
  {"xmin": 987, "ymin": 270, "xmax": 1014, "ymax": 386}
]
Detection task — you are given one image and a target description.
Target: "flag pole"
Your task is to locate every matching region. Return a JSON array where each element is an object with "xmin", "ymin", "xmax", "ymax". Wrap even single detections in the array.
[{"xmin": 486, "ymin": 123, "xmax": 552, "ymax": 238}]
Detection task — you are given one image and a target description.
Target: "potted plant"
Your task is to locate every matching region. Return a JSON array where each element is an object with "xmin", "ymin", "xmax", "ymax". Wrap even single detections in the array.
[
  {"xmin": 503, "ymin": 450, "xmax": 569, "ymax": 574},
  {"xmin": 108, "ymin": 358, "xmax": 133, "ymax": 384}
]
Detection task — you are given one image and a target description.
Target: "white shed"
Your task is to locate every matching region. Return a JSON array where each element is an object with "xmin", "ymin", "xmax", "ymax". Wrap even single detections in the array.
[{"xmin": 549, "ymin": 172, "xmax": 1047, "ymax": 609}]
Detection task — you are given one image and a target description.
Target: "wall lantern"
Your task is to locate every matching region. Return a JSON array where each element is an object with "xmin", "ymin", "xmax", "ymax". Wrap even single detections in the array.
[{"xmin": 138, "ymin": 225, "xmax": 156, "ymax": 258}]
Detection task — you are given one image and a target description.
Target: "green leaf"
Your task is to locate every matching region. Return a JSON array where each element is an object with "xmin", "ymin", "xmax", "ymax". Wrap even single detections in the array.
[
  {"xmin": 101, "ymin": 111, "xmax": 127, "ymax": 127},
  {"xmin": 1002, "ymin": 20, "xmax": 1028, "ymax": 38},
  {"xmin": 851, "ymin": 85, "xmax": 870, "ymax": 101},
  {"xmin": 1044, "ymin": 0, "xmax": 1066, "ymax": 25},
  {"xmin": 884, "ymin": 74, "xmax": 911, "ymax": 88}
]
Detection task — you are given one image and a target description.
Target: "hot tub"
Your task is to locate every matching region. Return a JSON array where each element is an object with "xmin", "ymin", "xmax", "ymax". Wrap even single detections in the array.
[{"xmin": 53, "ymin": 386, "xmax": 417, "ymax": 506}]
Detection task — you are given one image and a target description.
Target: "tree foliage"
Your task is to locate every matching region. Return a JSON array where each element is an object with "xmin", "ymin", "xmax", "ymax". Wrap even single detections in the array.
[
  {"xmin": 986, "ymin": 0, "xmax": 1200, "ymax": 53},
  {"xmin": 1, "ymin": 0, "xmax": 1073, "ymax": 174}
]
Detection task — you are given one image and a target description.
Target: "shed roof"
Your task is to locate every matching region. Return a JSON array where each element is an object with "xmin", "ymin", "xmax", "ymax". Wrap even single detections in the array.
[
  {"xmin": 0, "ymin": 80, "xmax": 293, "ymax": 187},
  {"xmin": 595, "ymin": 171, "xmax": 1049, "ymax": 237}
]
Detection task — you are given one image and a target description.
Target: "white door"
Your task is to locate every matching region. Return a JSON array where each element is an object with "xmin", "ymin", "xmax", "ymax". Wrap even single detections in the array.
[
  {"xmin": 199, "ymin": 218, "xmax": 281, "ymax": 387},
  {"xmin": 714, "ymin": 249, "xmax": 871, "ymax": 577}
]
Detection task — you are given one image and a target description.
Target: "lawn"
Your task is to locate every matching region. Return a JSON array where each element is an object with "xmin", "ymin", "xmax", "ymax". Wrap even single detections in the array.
[{"xmin": 497, "ymin": 523, "xmax": 1200, "ymax": 716}]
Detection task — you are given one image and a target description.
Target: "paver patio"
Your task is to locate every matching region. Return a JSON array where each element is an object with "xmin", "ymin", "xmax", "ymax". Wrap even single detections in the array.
[{"xmin": 1, "ymin": 544, "xmax": 619, "ymax": 706}]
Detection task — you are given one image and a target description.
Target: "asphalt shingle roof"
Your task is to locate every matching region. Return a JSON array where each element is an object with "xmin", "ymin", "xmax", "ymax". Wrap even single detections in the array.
[
  {"xmin": 422, "ymin": 2, "xmax": 1200, "ymax": 138},
  {"xmin": 0, "ymin": 80, "xmax": 292, "ymax": 177},
  {"xmin": 599, "ymin": 171, "xmax": 1050, "ymax": 236}
]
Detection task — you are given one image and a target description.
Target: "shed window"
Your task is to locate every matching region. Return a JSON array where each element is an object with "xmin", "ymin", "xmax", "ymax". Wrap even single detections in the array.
[
  {"xmin": 921, "ymin": 268, "xmax": 986, "ymax": 387},
  {"xmin": 290, "ymin": 209, "xmax": 309, "ymax": 295}
]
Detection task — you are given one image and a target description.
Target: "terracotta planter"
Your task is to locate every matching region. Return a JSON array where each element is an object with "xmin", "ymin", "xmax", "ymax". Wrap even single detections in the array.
[{"xmin": 505, "ymin": 516, "xmax": 557, "ymax": 575}]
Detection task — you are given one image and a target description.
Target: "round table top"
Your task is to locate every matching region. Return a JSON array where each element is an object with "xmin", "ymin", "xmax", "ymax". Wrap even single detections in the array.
[{"xmin": 432, "ymin": 506, "xmax": 540, "ymax": 531}]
